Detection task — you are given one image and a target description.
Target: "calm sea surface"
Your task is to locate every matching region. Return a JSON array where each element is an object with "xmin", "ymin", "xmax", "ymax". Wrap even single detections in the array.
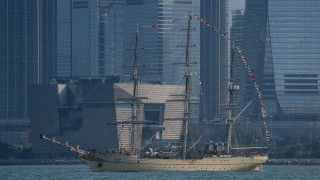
[{"xmin": 0, "ymin": 165, "xmax": 319, "ymax": 180}]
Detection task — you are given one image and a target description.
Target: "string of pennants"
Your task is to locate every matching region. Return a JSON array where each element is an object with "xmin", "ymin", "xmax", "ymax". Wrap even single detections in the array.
[
  {"xmin": 142, "ymin": 15, "xmax": 189, "ymax": 28},
  {"xmin": 143, "ymin": 14, "xmax": 271, "ymax": 146},
  {"xmin": 194, "ymin": 14, "xmax": 271, "ymax": 146},
  {"xmin": 118, "ymin": 124, "xmax": 124, "ymax": 151},
  {"xmin": 40, "ymin": 134, "xmax": 87, "ymax": 155},
  {"xmin": 236, "ymin": 49, "xmax": 271, "ymax": 145}
]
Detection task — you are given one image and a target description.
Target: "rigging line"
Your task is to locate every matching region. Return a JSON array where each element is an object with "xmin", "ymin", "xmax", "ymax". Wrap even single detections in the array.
[
  {"xmin": 43, "ymin": 120, "xmax": 60, "ymax": 136},
  {"xmin": 193, "ymin": 14, "xmax": 271, "ymax": 146},
  {"xmin": 141, "ymin": 14, "xmax": 189, "ymax": 28},
  {"xmin": 102, "ymin": 127, "xmax": 119, "ymax": 146},
  {"xmin": 187, "ymin": 135, "xmax": 202, "ymax": 152},
  {"xmin": 139, "ymin": 134, "xmax": 155, "ymax": 151}
]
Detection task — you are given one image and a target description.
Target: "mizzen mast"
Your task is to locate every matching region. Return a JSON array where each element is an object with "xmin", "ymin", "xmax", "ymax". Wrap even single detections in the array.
[{"xmin": 226, "ymin": 42, "xmax": 236, "ymax": 154}]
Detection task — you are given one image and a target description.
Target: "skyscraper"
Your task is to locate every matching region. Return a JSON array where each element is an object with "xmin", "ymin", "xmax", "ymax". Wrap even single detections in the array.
[
  {"xmin": 240, "ymin": 0, "xmax": 268, "ymax": 120},
  {"xmin": 242, "ymin": 0, "xmax": 320, "ymax": 123},
  {"xmin": 0, "ymin": 0, "xmax": 38, "ymax": 119},
  {"xmin": 38, "ymin": 0, "xmax": 57, "ymax": 84},
  {"xmin": 0, "ymin": 0, "xmax": 46, "ymax": 144},
  {"xmin": 57, "ymin": 0, "xmax": 99, "ymax": 77},
  {"xmin": 122, "ymin": 0, "xmax": 161, "ymax": 79},
  {"xmin": 230, "ymin": 9, "xmax": 245, "ymax": 118},
  {"xmin": 161, "ymin": 0, "xmax": 200, "ymax": 88},
  {"xmin": 200, "ymin": 0, "xmax": 229, "ymax": 121},
  {"xmin": 98, "ymin": 0, "xmax": 124, "ymax": 76},
  {"xmin": 267, "ymin": 0, "xmax": 320, "ymax": 120}
]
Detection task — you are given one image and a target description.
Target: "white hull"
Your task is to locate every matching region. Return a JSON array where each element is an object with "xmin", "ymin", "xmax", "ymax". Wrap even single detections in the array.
[{"xmin": 81, "ymin": 154, "xmax": 267, "ymax": 172}]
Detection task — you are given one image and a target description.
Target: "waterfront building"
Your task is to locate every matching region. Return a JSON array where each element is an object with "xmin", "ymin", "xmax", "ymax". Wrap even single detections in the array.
[
  {"xmin": 235, "ymin": 0, "xmax": 320, "ymax": 138},
  {"xmin": 267, "ymin": 0, "xmax": 320, "ymax": 121},
  {"xmin": 28, "ymin": 77, "xmax": 184, "ymax": 153}
]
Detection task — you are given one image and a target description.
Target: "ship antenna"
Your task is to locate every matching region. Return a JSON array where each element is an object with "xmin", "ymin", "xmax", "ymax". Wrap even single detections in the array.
[{"xmin": 183, "ymin": 16, "xmax": 192, "ymax": 160}]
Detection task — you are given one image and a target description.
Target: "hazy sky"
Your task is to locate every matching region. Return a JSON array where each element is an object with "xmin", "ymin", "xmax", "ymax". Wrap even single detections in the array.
[
  {"xmin": 228, "ymin": 0, "xmax": 246, "ymax": 29},
  {"xmin": 229, "ymin": 0, "xmax": 246, "ymax": 11}
]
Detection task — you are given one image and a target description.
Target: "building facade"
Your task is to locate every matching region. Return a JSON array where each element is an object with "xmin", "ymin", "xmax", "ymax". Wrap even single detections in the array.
[
  {"xmin": 0, "ymin": 0, "xmax": 38, "ymax": 145},
  {"xmin": 230, "ymin": 9, "xmax": 245, "ymax": 118},
  {"xmin": 200, "ymin": 0, "xmax": 229, "ymax": 121},
  {"xmin": 57, "ymin": 0, "xmax": 99, "ymax": 77},
  {"xmin": 233, "ymin": 0, "xmax": 320, "ymax": 138},
  {"xmin": 268, "ymin": 0, "xmax": 320, "ymax": 121},
  {"xmin": 238, "ymin": 0, "xmax": 268, "ymax": 121},
  {"xmin": 29, "ymin": 77, "xmax": 185, "ymax": 153},
  {"xmin": 98, "ymin": 0, "xmax": 124, "ymax": 76},
  {"xmin": 0, "ymin": 0, "xmax": 38, "ymax": 120}
]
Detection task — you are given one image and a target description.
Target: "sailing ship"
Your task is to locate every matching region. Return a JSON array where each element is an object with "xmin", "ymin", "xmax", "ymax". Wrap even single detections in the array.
[{"xmin": 40, "ymin": 16, "xmax": 267, "ymax": 172}]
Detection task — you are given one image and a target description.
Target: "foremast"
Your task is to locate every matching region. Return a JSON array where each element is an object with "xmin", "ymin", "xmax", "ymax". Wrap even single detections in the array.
[
  {"xmin": 183, "ymin": 16, "xmax": 192, "ymax": 160},
  {"xmin": 131, "ymin": 27, "xmax": 139, "ymax": 154}
]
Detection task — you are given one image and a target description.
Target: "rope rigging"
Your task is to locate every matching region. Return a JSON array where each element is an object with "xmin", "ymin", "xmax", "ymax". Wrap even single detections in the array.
[{"xmin": 143, "ymin": 14, "xmax": 271, "ymax": 146}]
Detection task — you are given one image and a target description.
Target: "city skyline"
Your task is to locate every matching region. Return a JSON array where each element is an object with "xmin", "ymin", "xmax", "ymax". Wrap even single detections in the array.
[{"xmin": 1, "ymin": 0, "xmax": 320, "ymax": 146}]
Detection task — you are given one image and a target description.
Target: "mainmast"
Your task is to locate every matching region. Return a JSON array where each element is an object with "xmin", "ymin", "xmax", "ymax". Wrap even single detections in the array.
[
  {"xmin": 183, "ymin": 16, "xmax": 192, "ymax": 160},
  {"xmin": 131, "ymin": 27, "xmax": 139, "ymax": 154},
  {"xmin": 226, "ymin": 43, "xmax": 236, "ymax": 154}
]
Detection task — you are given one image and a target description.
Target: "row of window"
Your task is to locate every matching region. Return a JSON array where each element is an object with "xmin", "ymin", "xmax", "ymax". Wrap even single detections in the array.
[
  {"xmin": 285, "ymin": 74, "xmax": 317, "ymax": 78},
  {"xmin": 285, "ymin": 85, "xmax": 318, "ymax": 89},
  {"xmin": 284, "ymin": 79, "xmax": 317, "ymax": 83},
  {"xmin": 285, "ymin": 91, "xmax": 318, "ymax": 95}
]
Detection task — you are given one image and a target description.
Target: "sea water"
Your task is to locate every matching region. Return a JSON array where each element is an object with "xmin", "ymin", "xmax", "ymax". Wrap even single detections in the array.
[{"xmin": 0, "ymin": 165, "xmax": 319, "ymax": 180}]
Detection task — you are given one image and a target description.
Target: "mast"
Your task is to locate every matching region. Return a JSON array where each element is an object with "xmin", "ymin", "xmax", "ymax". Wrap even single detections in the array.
[
  {"xmin": 183, "ymin": 16, "xmax": 192, "ymax": 160},
  {"xmin": 131, "ymin": 26, "xmax": 139, "ymax": 154},
  {"xmin": 226, "ymin": 42, "xmax": 236, "ymax": 154}
]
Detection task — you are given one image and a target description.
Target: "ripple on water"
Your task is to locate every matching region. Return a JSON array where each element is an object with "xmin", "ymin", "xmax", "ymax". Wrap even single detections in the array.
[{"xmin": 0, "ymin": 165, "xmax": 320, "ymax": 180}]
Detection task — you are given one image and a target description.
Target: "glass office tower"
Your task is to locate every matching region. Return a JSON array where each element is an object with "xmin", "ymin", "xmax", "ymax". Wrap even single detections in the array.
[
  {"xmin": 230, "ymin": 9, "xmax": 245, "ymax": 118},
  {"xmin": 161, "ymin": 0, "xmax": 200, "ymax": 88},
  {"xmin": 0, "ymin": 0, "xmax": 38, "ymax": 119},
  {"xmin": 268, "ymin": 0, "xmax": 320, "ymax": 120},
  {"xmin": 0, "ymin": 0, "xmax": 42, "ymax": 144},
  {"xmin": 99, "ymin": 0, "xmax": 124, "ymax": 76},
  {"xmin": 57, "ymin": 0, "xmax": 99, "ymax": 77},
  {"xmin": 243, "ymin": 0, "xmax": 320, "ymax": 121},
  {"xmin": 240, "ymin": 0, "xmax": 268, "ymax": 120},
  {"xmin": 200, "ymin": 0, "xmax": 228, "ymax": 120}
]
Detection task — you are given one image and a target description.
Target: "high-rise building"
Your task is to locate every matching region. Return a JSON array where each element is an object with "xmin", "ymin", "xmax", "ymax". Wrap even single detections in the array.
[
  {"xmin": 57, "ymin": 0, "xmax": 99, "ymax": 77},
  {"xmin": 0, "ymin": 0, "xmax": 59, "ymax": 144},
  {"xmin": 122, "ymin": 0, "xmax": 161, "ymax": 79},
  {"xmin": 237, "ymin": 0, "xmax": 320, "ymax": 137},
  {"xmin": 161, "ymin": 0, "xmax": 200, "ymax": 88},
  {"xmin": 0, "ymin": 0, "xmax": 39, "ymax": 144},
  {"xmin": 230, "ymin": 9, "xmax": 245, "ymax": 118},
  {"xmin": 0, "ymin": 0, "xmax": 38, "ymax": 119},
  {"xmin": 239, "ymin": 0, "xmax": 268, "ymax": 120},
  {"xmin": 38, "ymin": 0, "xmax": 57, "ymax": 84},
  {"xmin": 244, "ymin": 0, "xmax": 320, "ymax": 121},
  {"xmin": 200, "ymin": 0, "xmax": 229, "ymax": 121},
  {"xmin": 98, "ymin": 0, "xmax": 124, "ymax": 76},
  {"xmin": 267, "ymin": 0, "xmax": 320, "ymax": 120}
]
